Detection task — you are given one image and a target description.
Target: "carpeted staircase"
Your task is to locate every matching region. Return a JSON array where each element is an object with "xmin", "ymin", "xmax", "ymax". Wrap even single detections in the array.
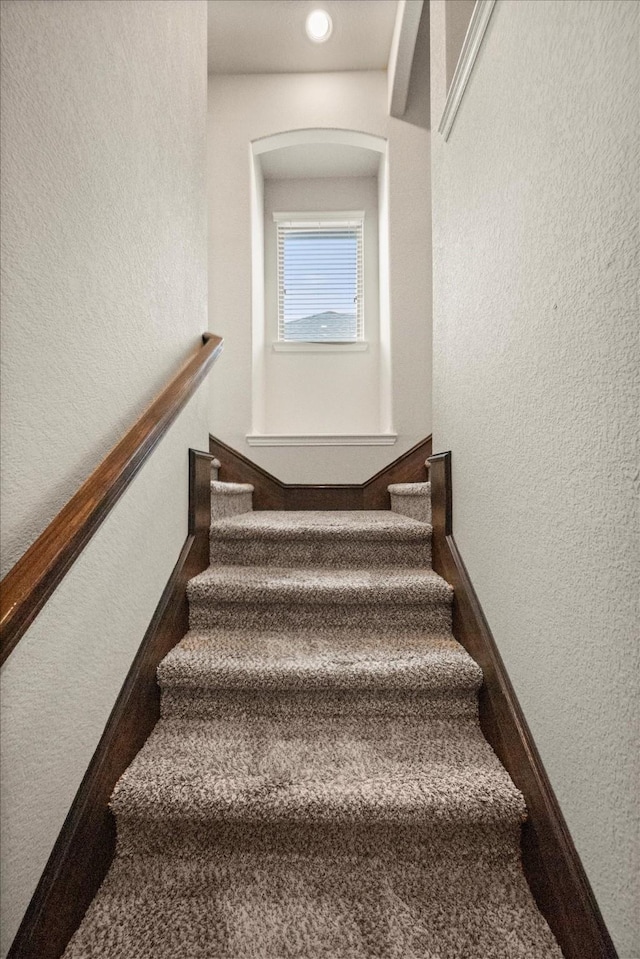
[{"xmin": 63, "ymin": 481, "xmax": 562, "ymax": 958}]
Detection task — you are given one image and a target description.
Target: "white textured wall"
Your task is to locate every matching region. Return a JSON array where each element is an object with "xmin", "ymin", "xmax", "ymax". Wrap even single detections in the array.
[
  {"xmin": 430, "ymin": 1, "xmax": 639, "ymax": 954},
  {"xmin": 208, "ymin": 71, "xmax": 431, "ymax": 483},
  {"xmin": 0, "ymin": 1, "xmax": 209, "ymax": 953},
  {"xmin": 263, "ymin": 176, "xmax": 381, "ymax": 436}
]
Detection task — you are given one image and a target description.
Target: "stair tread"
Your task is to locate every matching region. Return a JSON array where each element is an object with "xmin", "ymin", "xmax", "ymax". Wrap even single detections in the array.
[
  {"xmin": 64, "ymin": 827, "xmax": 563, "ymax": 959},
  {"xmin": 211, "ymin": 480, "xmax": 254, "ymax": 493},
  {"xmin": 159, "ymin": 629, "xmax": 482, "ymax": 692},
  {"xmin": 188, "ymin": 565, "xmax": 453, "ymax": 605},
  {"xmin": 111, "ymin": 715, "xmax": 525, "ymax": 826},
  {"xmin": 210, "ymin": 509, "xmax": 431, "ymax": 539},
  {"xmin": 388, "ymin": 482, "xmax": 431, "ymax": 495}
]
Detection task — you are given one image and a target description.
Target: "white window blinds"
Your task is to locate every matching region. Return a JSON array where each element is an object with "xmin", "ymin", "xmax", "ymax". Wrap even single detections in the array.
[{"xmin": 275, "ymin": 214, "xmax": 364, "ymax": 342}]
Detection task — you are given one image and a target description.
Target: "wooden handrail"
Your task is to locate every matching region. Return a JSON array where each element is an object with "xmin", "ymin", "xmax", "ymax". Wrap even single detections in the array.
[{"xmin": 0, "ymin": 332, "xmax": 223, "ymax": 666}]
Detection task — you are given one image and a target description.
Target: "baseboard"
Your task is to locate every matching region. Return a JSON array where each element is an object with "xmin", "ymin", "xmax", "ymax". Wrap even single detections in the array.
[
  {"xmin": 8, "ymin": 449, "xmax": 214, "ymax": 959},
  {"xmin": 428, "ymin": 451, "xmax": 617, "ymax": 959},
  {"xmin": 209, "ymin": 434, "xmax": 432, "ymax": 510}
]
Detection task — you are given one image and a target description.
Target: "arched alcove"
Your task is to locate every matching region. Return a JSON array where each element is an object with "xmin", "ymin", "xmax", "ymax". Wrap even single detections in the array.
[{"xmin": 248, "ymin": 129, "xmax": 393, "ymax": 444}]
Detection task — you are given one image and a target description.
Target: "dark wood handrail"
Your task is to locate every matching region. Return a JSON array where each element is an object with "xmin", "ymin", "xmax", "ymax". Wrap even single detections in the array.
[{"xmin": 0, "ymin": 332, "xmax": 223, "ymax": 666}]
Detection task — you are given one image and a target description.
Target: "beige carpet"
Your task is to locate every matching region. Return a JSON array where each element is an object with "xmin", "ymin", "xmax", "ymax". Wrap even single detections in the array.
[{"xmin": 63, "ymin": 508, "xmax": 563, "ymax": 958}]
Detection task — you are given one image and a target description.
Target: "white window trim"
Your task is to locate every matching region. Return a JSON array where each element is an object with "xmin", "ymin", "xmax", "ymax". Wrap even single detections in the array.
[
  {"xmin": 273, "ymin": 210, "xmax": 366, "ymax": 225},
  {"xmin": 246, "ymin": 433, "xmax": 398, "ymax": 447},
  {"xmin": 272, "ymin": 341, "xmax": 369, "ymax": 353},
  {"xmin": 274, "ymin": 210, "xmax": 365, "ymax": 345}
]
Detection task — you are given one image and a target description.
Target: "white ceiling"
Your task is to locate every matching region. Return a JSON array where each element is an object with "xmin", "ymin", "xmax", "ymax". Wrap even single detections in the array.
[
  {"xmin": 260, "ymin": 142, "xmax": 381, "ymax": 179},
  {"xmin": 208, "ymin": 0, "xmax": 399, "ymax": 75}
]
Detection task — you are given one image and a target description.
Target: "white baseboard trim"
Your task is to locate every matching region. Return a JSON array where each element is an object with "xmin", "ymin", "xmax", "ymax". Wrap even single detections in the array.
[
  {"xmin": 246, "ymin": 433, "xmax": 398, "ymax": 447},
  {"xmin": 438, "ymin": 0, "xmax": 497, "ymax": 141}
]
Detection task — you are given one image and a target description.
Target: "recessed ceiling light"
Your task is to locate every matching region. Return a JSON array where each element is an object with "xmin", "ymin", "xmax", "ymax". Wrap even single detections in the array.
[{"xmin": 306, "ymin": 9, "xmax": 333, "ymax": 43}]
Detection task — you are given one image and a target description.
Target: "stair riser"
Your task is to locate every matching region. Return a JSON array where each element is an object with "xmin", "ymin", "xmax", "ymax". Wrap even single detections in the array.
[
  {"xmin": 390, "ymin": 494, "xmax": 431, "ymax": 524},
  {"xmin": 160, "ymin": 688, "xmax": 479, "ymax": 721},
  {"xmin": 210, "ymin": 489, "xmax": 253, "ymax": 521},
  {"xmin": 112, "ymin": 790, "xmax": 524, "ymax": 843},
  {"xmin": 113, "ymin": 819, "xmax": 524, "ymax": 863},
  {"xmin": 188, "ymin": 601, "xmax": 452, "ymax": 634},
  {"xmin": 210, "ymin": 539, "xmax": 432, "ymax": 568}
]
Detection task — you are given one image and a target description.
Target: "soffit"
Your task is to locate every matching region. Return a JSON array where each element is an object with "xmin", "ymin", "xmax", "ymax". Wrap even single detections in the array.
[
  {"xmin": 261, "ymin": 142, "xmax": 381, "ymax": 179},
  {"xmin": 208, "ymin": 0, "xmax": 399, "ymax": 75}
]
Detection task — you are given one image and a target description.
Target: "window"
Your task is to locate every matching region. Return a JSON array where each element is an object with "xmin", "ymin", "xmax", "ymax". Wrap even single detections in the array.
[{"xmin": 275, "ymin": 213, "xmax": 364, "ymax": 343}]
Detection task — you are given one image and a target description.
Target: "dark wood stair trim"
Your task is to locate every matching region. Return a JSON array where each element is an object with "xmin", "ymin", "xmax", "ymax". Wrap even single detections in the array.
[
  {"xmin": 7, "ymin": 449, "xmax": 215, "ymax": 959},
  {"xmin": 0, "ymin": 333, "xmax": 223, "ymax": 665},
  {"xmin": 209, "ymin": 433, "xmax": 432, "ymax": 510},
  {"xmin": 428, "ymin": 450, "xmax": 617, "ymax": 959}
]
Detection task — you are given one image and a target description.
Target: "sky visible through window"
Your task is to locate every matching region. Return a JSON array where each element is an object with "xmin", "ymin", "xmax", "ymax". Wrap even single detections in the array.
[{"xmin": 281, "ymin": 229, "xmax": 359, "ymax": 341}]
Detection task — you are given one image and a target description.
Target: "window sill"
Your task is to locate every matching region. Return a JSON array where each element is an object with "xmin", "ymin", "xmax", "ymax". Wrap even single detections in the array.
[
  {"xmin": 272, "ymin": 341, "xmax": 369, "ymax": 353},
  {"xmin": 246, "ymin": 433, "xmax": 397, "ymax": 447}
]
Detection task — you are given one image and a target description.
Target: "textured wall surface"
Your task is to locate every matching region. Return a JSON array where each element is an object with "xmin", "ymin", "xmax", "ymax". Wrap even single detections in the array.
[
  {"xmin": 0, "ymin": 0, "xmax": 208, "ymax": 576},
  {"xmin": 208, "ymin": 71, "xmax": 432, "ymax": 483},
  {"xmin": 0, "ymin": 1, "xmax": 209, "ymax": 953},
  {"xmin": 430, "ymin": 1, "xmax": 639, "ymax": 954}
]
